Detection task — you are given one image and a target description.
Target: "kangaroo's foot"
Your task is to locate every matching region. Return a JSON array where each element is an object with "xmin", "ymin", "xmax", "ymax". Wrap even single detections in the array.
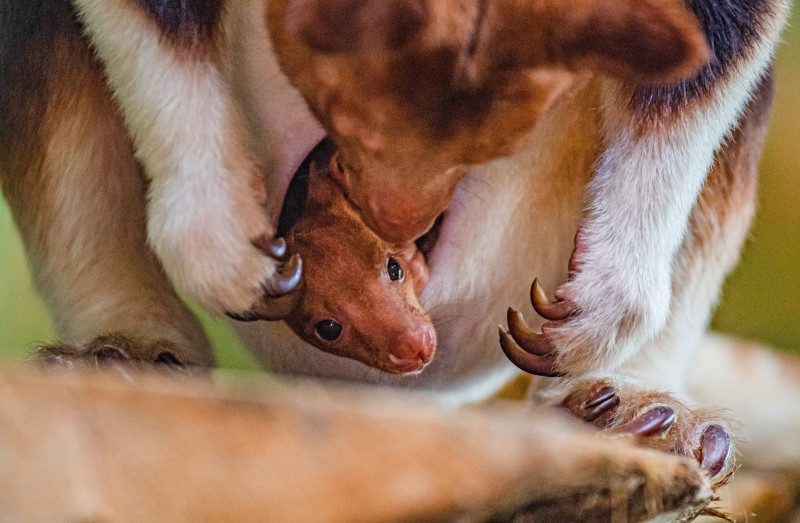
[
  {"xmin": 35, "ymin": 333, "xmax": 199, "ymax": 378},
  {"xmin": 561, "ymin": 380, "xmax": 735, "ymax": 487}
]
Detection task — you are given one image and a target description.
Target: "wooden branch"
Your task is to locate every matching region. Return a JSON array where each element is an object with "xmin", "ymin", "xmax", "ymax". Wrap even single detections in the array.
[{"xmin": 0, "ymin": 367, "xmax": 712, "ymax": 521}]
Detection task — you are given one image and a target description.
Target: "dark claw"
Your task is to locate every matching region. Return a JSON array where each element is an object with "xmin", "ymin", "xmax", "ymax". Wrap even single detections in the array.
[
  {"xmin": 95, "ymin": 345, "xmax": 130, "ymax": 365},
  {"xmin": 263, "ymin": 254, "xmax": 303, "ymax": 297},
  {"xmin": 582, "ymin": 386, "xmax": 616, "ymax": 408},
  {"xmin": 226, "ymin": 236, "xmax": 304, "ymax": 322},
  {"xmin": 699, "ymin": 424, "xmax": 731, "ymax": 477},
  {"xmin": 94, "ymin": 345, "xmax": 133, "ymax": 380},
  {"xmin": 581, "ymin": 386, "xmax": 620, "ymax": 422},
  {"xmin": 563, "ymin": 383, "xmax": 620, "ymax": 426},
  {"xmin": 226, "ymin": 310, "xmax": 260, "ymax": 322},
  {"xmin": 608, "ymin": 405, "xmax": 676, "ymax": 437},
  {"xmin": 498, "ymin": 326, "xmax": 561, "ymax": 377},
  {"xmin": 506, "ymin": 308, "xmax": 556, "ymax": 356},
  {"xmin": 154, "ymin": 351, "xmax": 186, "ymax": 372},
  {"xmin": 530, "ymin": 279, "xmax": 578, "ymax": 321}
]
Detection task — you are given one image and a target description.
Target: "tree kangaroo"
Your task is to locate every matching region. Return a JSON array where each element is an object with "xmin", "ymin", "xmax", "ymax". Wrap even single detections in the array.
[
  {"xmin": 0, "ymin": 0, "xmax": 791, "ymax": 487},
  {"xmin": 276, "ymin": 138, "xmax": 435, "ymax": 374}
]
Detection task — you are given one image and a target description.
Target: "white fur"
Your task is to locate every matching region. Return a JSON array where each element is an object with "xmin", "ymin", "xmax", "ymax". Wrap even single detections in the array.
[
  {"xmin": 545, "ymin": 0, "xmax": 789, "ymax": 376},
  {"xmin": 71, "ymin": 0, "xmax": 282, "ymax": 315},
  {"xmin": 225, "ymin": 0, "xmax": 326, "ymax": 216}
]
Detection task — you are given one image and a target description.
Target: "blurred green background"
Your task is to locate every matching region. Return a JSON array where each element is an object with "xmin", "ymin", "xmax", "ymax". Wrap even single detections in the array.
[{"xmin": 0, "ymin": 13, "xmax": 798, "ymax": 365}]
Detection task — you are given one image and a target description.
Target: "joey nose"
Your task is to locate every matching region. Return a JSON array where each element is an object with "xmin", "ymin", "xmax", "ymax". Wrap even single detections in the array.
[
  {"xmin": 417, "ymin": 327, "xmax": 435, "ymax": 362},
  {"xmin": 389, "ymin": 326, "xmax": 436, "ymax": 372}
]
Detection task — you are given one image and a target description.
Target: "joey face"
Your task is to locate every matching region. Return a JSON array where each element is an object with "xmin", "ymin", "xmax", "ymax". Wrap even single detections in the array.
[
  {"xmin": 287, "ymin": 223, "xmax": 436, "ymax": 374},
  {"xmin": 281, "ymin": 146, "xmax": 436, "ymax": 374}
]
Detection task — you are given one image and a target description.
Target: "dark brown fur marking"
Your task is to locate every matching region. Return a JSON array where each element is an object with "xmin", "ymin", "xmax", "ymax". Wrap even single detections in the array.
[
  {"xmin": 289, "ymin": 0, "xmax": 429, "ymax": 53},
  {"xmin": 133, "ymin": 0, "xmax": 224, "ymax": 42},
  {"xmin": 632, "ymin": 0, "xmax": 774, "ymax": 114},
  {"xmin": 1, "ymin": 1, "xmax": 82, "ymax": 169}
]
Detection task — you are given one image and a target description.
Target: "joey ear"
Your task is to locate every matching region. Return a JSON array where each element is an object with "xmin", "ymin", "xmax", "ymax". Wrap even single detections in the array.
[
  {"xmin": 306, "ymin": 160, "xmax": 341, "ymax": 205},
  {"xmin": 284, "ymin": 0, "xmax": 429, "ymax": 53},
  {"xmin": 484, "ymin": 0, "xmax": 709, "ymax": 84}
]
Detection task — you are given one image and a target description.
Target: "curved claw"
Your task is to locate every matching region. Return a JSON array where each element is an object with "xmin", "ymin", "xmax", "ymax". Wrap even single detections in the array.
[
  {"xmin": 226, "ymin": 255, "xmax": 304, "ymax": 321},
  {"xmin": 228, "ymin": 286, "xmax": 304, "ymax": 322},
  {"xmin": 154, "ymin": 351, "xmax": 186, "ymax": 373},
  {"xmin": 582, "ymin": 386, "xmax": 616, "ymax": 408},
  {"xmin": 252, "ymin": 235, "xmax": 289, "ymax": 260},
  {"xmin": 498, "ymin": 326, "xmax": 561, "ymax": 377},
  {"xmin": 530, "ymin": 278, "xmax": 578, "ymax": 321},
  {"xmin": 263, "ymin": 254, "xmax": 303, "ymax": 297},
  {"xmin": 563, "ymin": 383, "xmax": 620, "ymax": 425},
  {"xmin": 580, "ymin": 386, "xmax": 620, "ymax": 423},
  {"xmin": 699, "ymin": 424, "xmax": 731, "ymax": 477},
  {"xmin": 94, "ymin": 345, "xmax": 134, "ymax": 381},
  {"xmin": 95, "ymin": 345, "xmax": 130, "ymax": 365},
  {"xmin": 608, "ymin": 405, "xmax": 676, "ymax": 437},
  {"xmin": 507, "ymin": 308, "xmax": 554, "ymax": 356},
  {"xmin": 267, "ymin": 237, "xmax": 287, "ymax": 259}
]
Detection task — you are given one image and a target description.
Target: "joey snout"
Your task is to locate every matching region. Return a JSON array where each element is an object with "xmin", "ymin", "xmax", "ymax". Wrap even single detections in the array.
[{"xmin": 387, "ymin": 324, "xmax": 436, "ymax": 374}]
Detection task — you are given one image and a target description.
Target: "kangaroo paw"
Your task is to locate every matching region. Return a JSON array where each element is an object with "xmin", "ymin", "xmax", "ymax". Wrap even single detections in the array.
[
  {"xmin": 562, "ymin": 380, "xmax": 735, "ymax": 486},
  {"xmin": 562, "ymin": 381, "xmax": 621, "ymax": 425},
  {"xmin": 225, "ymin": 236, "xmax": 303, "ymax": 321},
  {"xmin": 503, "ymin": 226, "xmax": 671, "ymax": 376},
  {"xmin": 36, "ymin": 333, "xmax": 194, "ymax": 377}
]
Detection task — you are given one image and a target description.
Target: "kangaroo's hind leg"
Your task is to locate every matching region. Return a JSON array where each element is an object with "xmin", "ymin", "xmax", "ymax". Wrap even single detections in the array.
[
  {"xmin": 532, "ymin": 68, "xmax": 775, "ymax": 488},
  {"xmin": 0, "ymin": 1, "xmax": 213, "ymax": 369}
]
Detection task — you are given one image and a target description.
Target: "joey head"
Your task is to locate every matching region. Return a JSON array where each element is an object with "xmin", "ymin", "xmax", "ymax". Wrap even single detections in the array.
[{"xmin": 276, "ymin": 139, "xmax": 436, "ymax": 374}]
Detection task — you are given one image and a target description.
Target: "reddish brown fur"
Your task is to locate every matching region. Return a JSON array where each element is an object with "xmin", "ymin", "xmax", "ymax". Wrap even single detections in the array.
[
  {"xmin": 267, "ymin": 0, "xmax": 709, "ymax": 245},
  {"xmin": 283, "ymin": 153, "xmax": 435, "ymax": 374}
]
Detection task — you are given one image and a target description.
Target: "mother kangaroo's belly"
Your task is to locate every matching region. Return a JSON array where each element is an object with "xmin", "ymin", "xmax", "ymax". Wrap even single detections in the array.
[{"xmin": 227, "ymin": 0, "xmax": 325, "ymax": 225}]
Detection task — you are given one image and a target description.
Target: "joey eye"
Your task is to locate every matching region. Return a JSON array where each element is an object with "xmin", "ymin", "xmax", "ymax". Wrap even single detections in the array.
[
  {"xmin": 387, "ymin": 257, "xmax": 404, "ymax": 282},
  {"xmin": 314, "ymin": 319, "xmax": 342, "ymax": 342}
]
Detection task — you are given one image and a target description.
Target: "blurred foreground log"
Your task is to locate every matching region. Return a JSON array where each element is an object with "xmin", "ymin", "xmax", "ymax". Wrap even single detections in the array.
[{"xmin": 0, "ymin": 368, "xmax": 713, "ymax": 521}]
